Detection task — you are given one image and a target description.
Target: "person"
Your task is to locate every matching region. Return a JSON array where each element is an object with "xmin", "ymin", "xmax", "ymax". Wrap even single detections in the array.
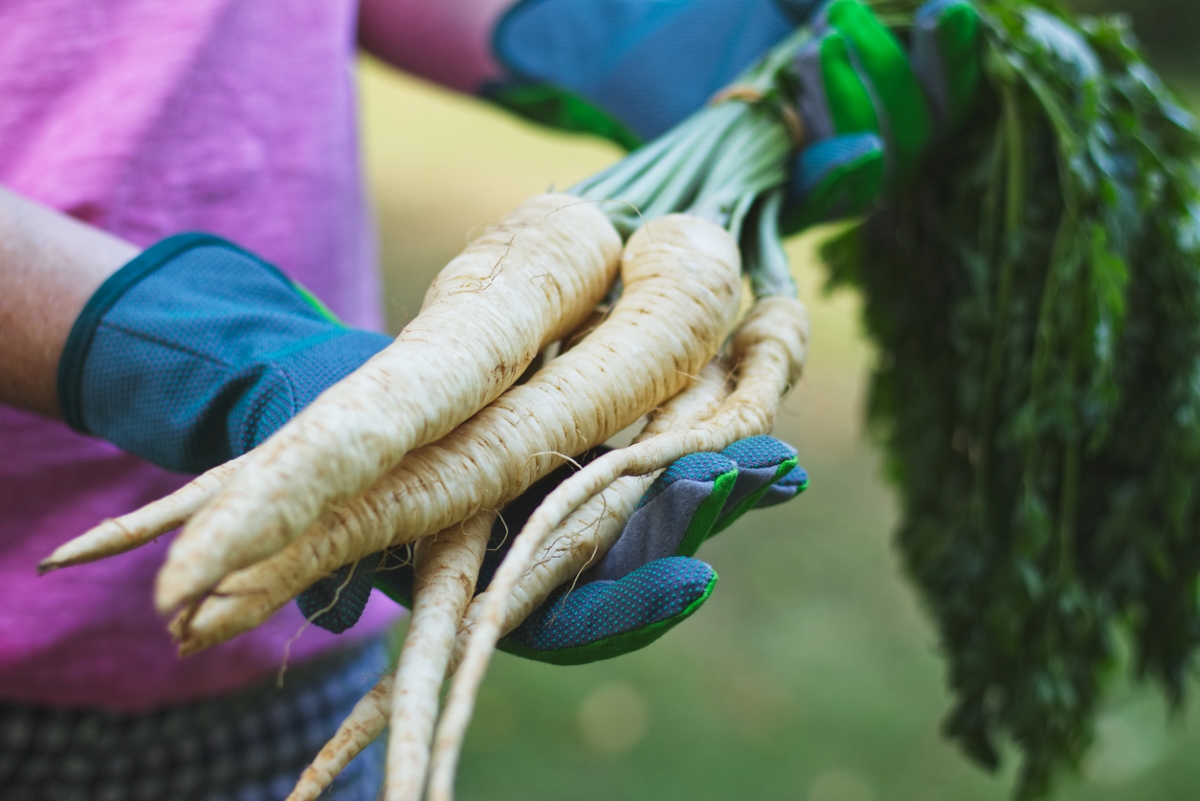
[{"xmin": 0, "ymin": 0, "xmax": 978, "ymax": 797}]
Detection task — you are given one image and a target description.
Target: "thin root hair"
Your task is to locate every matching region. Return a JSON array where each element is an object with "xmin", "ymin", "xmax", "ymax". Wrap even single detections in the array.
[{"xmin": 277, "ymin": 558, "xmax": 363, "ymax": 688}]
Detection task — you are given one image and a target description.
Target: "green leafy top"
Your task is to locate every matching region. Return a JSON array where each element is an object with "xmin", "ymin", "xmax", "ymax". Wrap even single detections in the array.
[{"xmin": 825, "ymin": 2, "xmax": 1200, "ymax": 796}]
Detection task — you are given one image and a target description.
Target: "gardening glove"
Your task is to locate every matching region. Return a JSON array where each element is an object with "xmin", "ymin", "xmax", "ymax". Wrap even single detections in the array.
[
  {"xmin": 495, "ymin": 435, "xmax": 807, "ymax": 664},
  {"xmin": 485, "ymin": 0, "xmax": 820, "ymax": 148},
  {"xmin": 304, "ymin": 436, "xmax": 806, "ymax": 664},
  {"xmin": 57, "ymin": 233, "xmax": 391, "ymax": 473},
  {"xmin": 783, "ymin": 0, "xmax": 981, "ymax": 230},
  {"xmin": 485, "ymin": 0, "xmax": 980, "ymax": 230}
]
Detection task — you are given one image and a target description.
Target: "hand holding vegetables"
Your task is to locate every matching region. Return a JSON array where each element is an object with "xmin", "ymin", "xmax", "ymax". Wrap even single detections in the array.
[
  {"xmin": 492, "ymin": 436, "xmax": 806, "ymax": 664},
  {"xmin": 784, "ymin": 0, "xmax": 980, "ymax": 229},
  {"xmin": 488, "ymin": 0, "xmax": 981, "ymax": 230},
  {"xmin": 310, "ymin": 434, "xmax": 807, "ymax": 664},
  {"xmin": 484, "ymin": 0, "xmax": 817, "ymax": 145}
]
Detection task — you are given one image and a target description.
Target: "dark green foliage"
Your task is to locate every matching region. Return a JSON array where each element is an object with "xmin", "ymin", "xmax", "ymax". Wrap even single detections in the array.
[{"xmin": 828, "ymin": 3, "xmax": 1200, "ymax": 796}]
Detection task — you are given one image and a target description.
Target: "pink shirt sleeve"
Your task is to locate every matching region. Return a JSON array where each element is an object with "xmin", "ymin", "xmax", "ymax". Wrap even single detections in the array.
[{"xmin": 357, "ymin": 0, "xmax": 510, "ymax": 93}]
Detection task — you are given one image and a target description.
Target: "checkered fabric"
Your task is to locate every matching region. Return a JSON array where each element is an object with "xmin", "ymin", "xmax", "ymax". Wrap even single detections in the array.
[{"xmin": 0, "ymin": 640, "xmax": 389, "ymax": 801}]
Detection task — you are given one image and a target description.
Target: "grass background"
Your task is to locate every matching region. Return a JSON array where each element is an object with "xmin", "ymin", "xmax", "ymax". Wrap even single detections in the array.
[{"xmin": 355, "ymin": 42, "xmax": 1200, "ymax": 801}]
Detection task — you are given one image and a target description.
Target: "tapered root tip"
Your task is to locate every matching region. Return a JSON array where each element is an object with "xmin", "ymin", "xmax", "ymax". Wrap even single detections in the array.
[
  {"xmin": 36, "ymin": 559, "xmax": 65, "ymax": 576},
  {"xmin": 36, "ymin": 517, "xmax": 165, "ymax": 578},
  {"xmin": 177, "ymin": 639, "xmax": 205, "ymax": 658}
]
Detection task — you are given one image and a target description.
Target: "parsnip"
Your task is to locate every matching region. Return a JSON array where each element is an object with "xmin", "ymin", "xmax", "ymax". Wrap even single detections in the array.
[
  {"xmin": 384, "ymin": 512, "xmax": 494, "ymax": 801},
  {"xmin": 37, "ymin": 454, "xmax": 249, "ymax": 574},
  {"xmin": 156, "ymin": 194, "xmax": 622, "ymax": 613},
  {"xmin": 285, "ymin": 673, "xmax": 394, "ymax": 801},
  {"xmin": 175, "ymin": 215, "xmax": 743, "ymax": 653}
]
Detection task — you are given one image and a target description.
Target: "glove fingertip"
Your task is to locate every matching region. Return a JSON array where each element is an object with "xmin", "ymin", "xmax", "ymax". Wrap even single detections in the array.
[
  {"xmin": 721, "ymin": 435, "xmax": 797, "ymax": 469},
  {"xmin": 755, "ymin": 466, "xmax": 810, "ymax": 508},
  {"xmin": 500, "ymin": 556, "xmax": 717, "ymax": 665},
  {"xmin": 298, "ymin": 551, "xmax": 383, "ymax": 634},
  {"xmin": 913, "ymin": 0, "xmax": 982, "ymax": 133},
  {"xmin": 785, "ymin": 133, "xmax": 885, "ymax": 232}
]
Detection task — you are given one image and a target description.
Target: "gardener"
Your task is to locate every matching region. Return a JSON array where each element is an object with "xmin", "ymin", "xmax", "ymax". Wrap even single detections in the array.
[{"xmin": 0, "ymin": 0, "xmax": 977, "ymax": 797}]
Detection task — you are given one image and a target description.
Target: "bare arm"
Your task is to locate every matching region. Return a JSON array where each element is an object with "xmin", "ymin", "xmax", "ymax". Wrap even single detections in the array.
[
  {"xmin": 357, "ymin": 0, "xmax": 508, "ymax": 93},
  {"xmin": 0, "ymin": 186, "xmax": 139, "ymax": 418}
]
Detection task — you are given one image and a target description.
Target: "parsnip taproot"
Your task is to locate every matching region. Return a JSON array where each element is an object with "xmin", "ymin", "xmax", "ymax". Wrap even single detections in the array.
[
  {"xmin": 173, "ymin": 214, "xmax": 744, "ymax": 653},
  {"xmin": 155, "ymin": 195, "xmax": 622, "ymax": 614},
  {"xmin": 37, "ymin": 454, "xmax": 249, "ymax": 574},
  {"xmin": 286, "ymin": 672, "xmax": 394, "ymax": 801},
  {"xmin": 429, "ymin": 295, "xmax": 809, "ymax": 800},
  {"xmin": 384, "ymin": 511, "xmax": 494, "ymax": 801}
]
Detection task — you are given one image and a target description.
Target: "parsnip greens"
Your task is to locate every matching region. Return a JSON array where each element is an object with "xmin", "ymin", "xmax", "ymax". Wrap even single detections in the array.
[{"xmin": 829, "ymin": 2, "xmax": 1200, "ymax": 796}]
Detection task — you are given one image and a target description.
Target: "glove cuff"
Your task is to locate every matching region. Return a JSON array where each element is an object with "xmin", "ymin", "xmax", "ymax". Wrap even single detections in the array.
[
  {"xmin": 57, "ymin": 233, "xmax": 377, "ymax": 473},
  {"xmin": 58, "ymin": 233, "xmax": 252, "ymax": 433}
]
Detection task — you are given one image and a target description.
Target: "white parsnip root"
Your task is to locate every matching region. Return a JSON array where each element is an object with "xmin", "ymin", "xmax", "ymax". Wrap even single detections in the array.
[
  {"xmin": 286, "ymin": 673, "xmax": 394, "ymax": 801},
  {"xmin": 37, "ymin": 454, "xmax": 249, "ymax": 574},
  {"xmin": 174, "ymin": 214, "xmax": 743, "ymax": 654},
  {"xmin": 384, "ymin": 511, "xmax": 495, "ymax": 801},
  {"xmin": 428, "ymin": 294, "xmax": 809, "ymax": 800},
  {"xmin": 157, "ymin": 195, "xmax": 622, "ymax": 614}
]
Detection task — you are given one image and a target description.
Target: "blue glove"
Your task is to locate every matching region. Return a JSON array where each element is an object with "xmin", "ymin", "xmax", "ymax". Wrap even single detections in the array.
[
  {"xmin": 301, "ymin": 436, "xmax": 807, "ymax": 664},
  {"xmin": 486, "ymin": 0, "xmax": 820, "ymax": 146},
  {"xmin": 782, "ymin": 0, "xmax": 981, "ymax": 229},
  {"xmin": 57, "ymin": 233, "xmax": 391, "ymax": 473},
  {"xmin": 485, "ymin": 0, "xmax": 981, "ymax": 230}
]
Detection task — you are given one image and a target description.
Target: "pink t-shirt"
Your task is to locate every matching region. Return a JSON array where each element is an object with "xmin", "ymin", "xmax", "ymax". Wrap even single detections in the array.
[{"xmin": 0, "ymin": 0, "xmax": 403, "ymax": 711}]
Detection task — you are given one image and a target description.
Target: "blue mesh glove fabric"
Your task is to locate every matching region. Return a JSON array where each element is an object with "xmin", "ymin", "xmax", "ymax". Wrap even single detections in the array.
[
  {"xmin": 487, "ymin": 0, "xmax": 980, "ymax": 232},
  {"xmin": 308, "ymin": 437, "xmax": 807, "ymax": 663},
  {"xmin": 57, "ymin": 233, "xmax": 391, "ymax": 474},
  {"xmin": 487, "ymin": 0, "xmax": 820, "ymax": 146}
]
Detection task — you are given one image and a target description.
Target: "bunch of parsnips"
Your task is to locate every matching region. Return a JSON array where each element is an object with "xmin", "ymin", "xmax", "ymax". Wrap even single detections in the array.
[{"xmin": 39, "ymin": 27, "xmax": 815, "ymax": 800}]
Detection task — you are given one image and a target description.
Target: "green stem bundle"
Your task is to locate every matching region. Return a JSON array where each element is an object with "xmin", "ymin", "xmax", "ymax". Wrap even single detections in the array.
[{"xmin": 569, "ymin": 30, "xmax": 808, "ymax": 263}]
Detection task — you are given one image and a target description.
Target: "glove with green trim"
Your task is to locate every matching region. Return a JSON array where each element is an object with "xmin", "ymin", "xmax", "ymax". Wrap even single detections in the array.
[
  {"xmin": 301, "ymin": 436, "xmax": 807, "ymax": 664},
  {"xmin": 497, "ymin": 436, "xmax": 807, "ymax": 665},
  {"xmin": 785, "ymin": 0, "xmax": 981, "ymax": 229},
  {"xmin": 56, "ymin": 233, "xmax": 391, "ymax": 474},
  {"xmin": 484, "ymin": 0, "xmax": 980, "ymax": 231}
]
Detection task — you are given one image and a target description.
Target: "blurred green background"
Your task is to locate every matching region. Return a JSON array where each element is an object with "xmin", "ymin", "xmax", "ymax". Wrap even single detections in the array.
[{"xmin": 356, "ymin": 5, "xmax": 1200, "ymax": 799}]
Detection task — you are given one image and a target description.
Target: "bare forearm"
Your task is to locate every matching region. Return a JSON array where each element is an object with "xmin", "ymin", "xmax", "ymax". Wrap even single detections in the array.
[
  {"xmin": 0, "ymin": 186, "xmax": 139, "ymax": 418},
  {"xmin": 357, "ymin": 0, "xmax": 507, "ymax": 93}
]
